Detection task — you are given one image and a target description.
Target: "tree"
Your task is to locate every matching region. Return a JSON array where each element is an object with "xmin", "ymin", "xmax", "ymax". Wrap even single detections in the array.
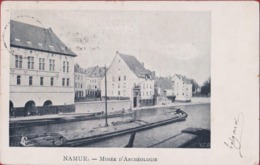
[
  {"xmin": 190, "ymin": 79, "xmax": 199, "ymax": 93},
  {"xmin": 201, "ymin": 78, "xmax": 211, "ymax": 96}
]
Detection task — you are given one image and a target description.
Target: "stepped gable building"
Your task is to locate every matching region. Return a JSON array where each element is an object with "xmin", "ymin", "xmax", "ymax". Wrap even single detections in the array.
[
  {"xmin": 10, "ymin": 20, "xmax": 77, "ymax": 116},
  {"xmin": 101, "ymin": 51, "xmax": 155, "ymax": 108},
  {"xmin": 85, "ymin": 66, "xmax": 105, "ymax": 97}
]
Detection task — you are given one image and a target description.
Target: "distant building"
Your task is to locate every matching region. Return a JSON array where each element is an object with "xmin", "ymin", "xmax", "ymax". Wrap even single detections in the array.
[
  {"xmin": 155, "ymin": 77, "xmax": 174, "ymax": 97},
  {"xmin": 74, "ymin": 64, "xmax": 86, "ymax": 98},
  {"xmin": 101, "ymin": 51, "xmax": 155, "ymax": 108},
  {"xmin": 10, "ymin": 20, "xmax": 77, "ymax": 116},
  {"xmin": 154, "ymin": 77, "xmax": 175, "ymax": 105},
  {"xmin": 170, "ymin": 74, "xmax": 192, "ymax": 101},
  {"xmin": 85, "ymin": 66, "xmax": 105, "ymax": 97}
]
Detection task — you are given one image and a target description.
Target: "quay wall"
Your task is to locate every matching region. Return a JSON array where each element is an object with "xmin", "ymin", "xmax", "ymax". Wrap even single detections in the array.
[{"xmin": 75, "ymin": 100, "xmax": 131, "ymax": 113}]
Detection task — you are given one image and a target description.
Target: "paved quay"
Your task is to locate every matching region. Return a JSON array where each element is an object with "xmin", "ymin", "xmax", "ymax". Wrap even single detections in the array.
[{"xmin": 10, "ymin": 97, "xmax": 210, "ymax": 122}]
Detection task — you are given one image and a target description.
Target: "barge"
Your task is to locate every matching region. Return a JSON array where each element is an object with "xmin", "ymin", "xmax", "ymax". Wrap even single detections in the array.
[
  {"xmin": 19, "ymin": 109, "xmax": 188, "ymax": 147},
  {"xmin": 10, "ymin": 111, "xmax": 133, "ymax": 129}
]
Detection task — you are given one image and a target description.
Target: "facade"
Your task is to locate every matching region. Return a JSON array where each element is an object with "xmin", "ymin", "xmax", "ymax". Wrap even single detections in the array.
[
  {"xmin": 10, "ymin": 20, "xmax": 77, "ymax": 116},
  {"xmin": 74, "ymin": 64, "xmax": 86, "ymax": 98},
  {"xmin": 171, "ymin": 74, "xmax": 192, "ymax": 101},
  {"xmin": 101, "ymin": 51, "xmax": 155, "ymax": 108},
  {"xmin": 85, "ymin": 66, "xmax": 104, "ymax": 97}
]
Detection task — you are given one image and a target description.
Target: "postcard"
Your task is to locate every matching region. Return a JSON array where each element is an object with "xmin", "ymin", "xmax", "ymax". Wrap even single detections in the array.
[{"xmin": 0, "ymin": 1, "xmax": 259, "ymax": 165}]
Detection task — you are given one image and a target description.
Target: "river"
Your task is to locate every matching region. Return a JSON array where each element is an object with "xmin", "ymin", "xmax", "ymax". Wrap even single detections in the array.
[{"xmin": 10, "ymin": 103, "xmax": 210, "ymax": 147}]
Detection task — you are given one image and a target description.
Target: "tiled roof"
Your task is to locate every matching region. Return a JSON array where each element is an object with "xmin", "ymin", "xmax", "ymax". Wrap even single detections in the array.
[
  {"xmin": 174, "ymin": 74, "xmax": 192, "ymax": 84},
  {"xmin": 10, "ymin": 20, "xmax": 76, "ymax": 57},
  {"xmin": 155, "ymin": 77, "xmax": 173, "ymax": 90},
  {"xmin": 85, "ymin": 67, "xmax": 96, "ymax": 77},
  {"xmin": 119, "ymin": 53, "xmax": 154, "ymax": 79},
  {"xmin": 74, "ymin": 64, "xmax": 86, "ymax": 74},
  {"xmin": 85, "ymin": 66, "xmax": 105, "ymax": 78}
]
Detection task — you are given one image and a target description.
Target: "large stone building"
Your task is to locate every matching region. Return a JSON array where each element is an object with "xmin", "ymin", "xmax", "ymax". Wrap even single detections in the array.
[
  {"xmin": 74, "ymin": 64, "xmax": 86, "ymax": 99},
  {"xmin": 101, "ymin": 51, "xmax": 155, "ymax": 108},
  {"xmin": 85, "ymin": 66, "xmax": 105, "ymax": 97},
  {"xmin": 171, "ymin": 74, "xmax": 192, "ymax": 101},
  {"xmin": 10, "ymin": 20, "xmax": 77, "ymax": 116}
]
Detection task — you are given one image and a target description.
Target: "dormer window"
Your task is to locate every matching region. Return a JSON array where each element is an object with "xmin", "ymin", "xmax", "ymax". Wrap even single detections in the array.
[
  {"xmin": 38, "ymin": 43, "xmax": 43, "ymax": 47},
  {"xmin": 61, "ymin": 47, "xmax": 65, "ymax": 51},
  {"xmin": 15, "ymin": 38, "xmax": 20, "ymax": 42},
  {"xmin": 49, "ymin": 45, "xmax": 55, "ymax": 51},
  {"xmin": 26, "ymin": 41, "xmax": 32, "ymax": 45}
]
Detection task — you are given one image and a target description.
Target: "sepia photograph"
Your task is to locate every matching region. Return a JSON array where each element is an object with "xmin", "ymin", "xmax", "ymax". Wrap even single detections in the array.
[{"xmin": 9, "ymin": 10, "xmax": 211, "ymax": 148}]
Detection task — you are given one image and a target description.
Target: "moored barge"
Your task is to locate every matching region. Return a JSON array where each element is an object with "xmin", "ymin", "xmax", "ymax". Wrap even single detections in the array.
[{"xmin": 20, "ymin": 109, "xmax": 188, "ymax": 147}]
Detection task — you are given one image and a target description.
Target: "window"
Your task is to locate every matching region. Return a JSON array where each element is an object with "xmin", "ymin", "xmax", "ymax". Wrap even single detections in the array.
[
  {"xmin": 124, "ymin": 76, "xmax": 126, "ymax": 80},
  {"xmin": 147, "ymin": 92, "xmax": 148, "ymax": 96},
  {"xmin": 143, "ymin": 91, "xmax": 145, "ymax": 96},
  {"xmin": 62, "ymin": 78, "xmax": 65, "ymax": 86},
  {"xmin": 40, "ymin": 77, "xmax": 44, "ymax": 86},
  {"xmin": 118, "ymin": 76, "xmax": 121, "ymax": 81},
  {"xmin": 123, "ymin": 83, "xmax": 126, "ymax": 88},
  {"xmin": 49, "ymin": 59, "xmax": 55, "ymax": 71},
  {"xmin": 50, "ymin": 77, "xmax": 54, "ymax": 86},
  {"xmin": 28, "ymin": 56, "xmax": 34, "ymax": 69},
  {"xmin": 15, "ymin": 55, "xmax": 23, "ymax": 68},
  {"xmin": 39, "ymin": 58, "xmax": 45, "ymax": 70},
  {"xmin": 67, "ymin": 62, "xmax": 69, "ymax": 73},
  {"xmin": 143, "ymin": 84, "xmax": 145, "ymax": 89},
  {"xmin": 118, "ymin": 91, "xmax": 120, "ymax": 96},
  {"xmin": 118, "ymin": 83, "xmax": 120, "ymax": 88},
  {"xmin": 17, "ymin": 75, "xmax": 21, "ymax": 85},
  {"xmin": 29, "ymin": 76, "xmax": 33, "ymax": 85},
  {"xmin": 112, "ymin": 84, "xmax": 114, "ymax": 88},
  {"xmin": 150, "ymin": 91, "xmax": 152, "ymax": 96},
  {"xmin": 67, "ymin": 78, "xmax": 70, "ymax": 86},
  {"xmin": 63, "ymin": 61, "xmax": 66, "ymax": 72}
]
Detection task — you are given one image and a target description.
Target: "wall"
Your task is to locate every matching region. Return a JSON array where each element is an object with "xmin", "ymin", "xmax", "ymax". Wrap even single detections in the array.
[
  {"xmin": 11, "ymin": 104, "xmax": 75, "ymax": 117},
  {"xmin": 75, "ymin": 100, "xmax": 131, "ymax": 113},
  {"xmin": 101, "ymin": 53, "xmax": 138, "ymax": 98},
  {"xmin": 10, "ymin": 47, "xmax": 75, "ymax": 107}
]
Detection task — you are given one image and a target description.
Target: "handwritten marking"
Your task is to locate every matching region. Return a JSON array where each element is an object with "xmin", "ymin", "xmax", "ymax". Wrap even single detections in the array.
[{"xmin": 224, "ymin": 112, "xmax": 244, "ymax": 158}]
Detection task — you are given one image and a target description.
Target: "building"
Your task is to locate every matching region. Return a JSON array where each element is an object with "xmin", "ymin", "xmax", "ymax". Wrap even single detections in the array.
[
  {"xmin": 170, "ymin": 74, "xmax": 192, "ymax": 101},
  {"xmin": 10, "ymin": 20, "xmax": 77, "ymax": 116},
  {"xmin": 101, "ymin": 51, "xmax": 155, "ymax": 108},
  {"xmin": 85, "ymin": 66, "xmax": 105, "ymax": 97},
  {"xmin": 154, "ymin": 77, "xmax": 175, "ymax": 105},
  {"xmin": 74, "ymin": 64, "xmax": 86, "ymax": 99},
  {"xmin": 155, "ymin": 77, "xmax": 174, "ymax": 97}
]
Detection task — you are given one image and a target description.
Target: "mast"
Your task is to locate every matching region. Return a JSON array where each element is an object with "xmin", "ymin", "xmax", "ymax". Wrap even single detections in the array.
[{"xmin": 104, "ymin": 65, "xmax": 108, "ymax": 127}]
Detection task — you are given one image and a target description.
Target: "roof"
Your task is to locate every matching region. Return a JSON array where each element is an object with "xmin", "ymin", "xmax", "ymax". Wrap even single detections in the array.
[
  {"xmin": 155, "ymin": 77, "xmax": 173, "ymax": 91},
  {"xmin": 10, "ymin": 20, "xmax": 76, "ymax": 57},
  {"xmin": 74, "ymin": 64, "xmax": 86, "ymax": 74},
  {"xmin": 85, "ymin": 66, "xmax": 105, "ymax": 78},
  {"xmin": 118, "ymin": 53, "xmax": 154, "ymax": 79},
  {"xmin": 173, "ymin": 74, "xmax": 192, "ymax": 84}
]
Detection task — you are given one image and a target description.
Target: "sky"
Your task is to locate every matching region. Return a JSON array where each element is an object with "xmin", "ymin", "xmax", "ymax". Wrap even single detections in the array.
[{"xmin": 11, "ymin": 10, "xmax": 210, "ymax": 85}]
